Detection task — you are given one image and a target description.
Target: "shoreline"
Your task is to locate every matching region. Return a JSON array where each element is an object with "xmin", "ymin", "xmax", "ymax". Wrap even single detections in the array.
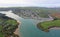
[
  {"xmin": 14, "ymin": 28, "xmax": 19, "ymax": 36},
  {"xmin": 14, "ymin": 20, "xmax": 21, "ymax": 37},
  {"xmin": 50, "ymin": 27, "xmax": 60, "ymax": 30},
  {"xmin": 48, "ymin": 26, "xmax": 60, "ymax": 30},
  {"xmin": 37, "ymin": 23, "xmax": 60, "ymax": 32}
]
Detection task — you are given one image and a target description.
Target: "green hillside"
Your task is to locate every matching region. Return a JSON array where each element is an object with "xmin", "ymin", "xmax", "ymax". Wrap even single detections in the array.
[
  {"xmin": 0, "ymin": 13, "xmax": 19, "ymax": 37},
  {"xmin": 37, "ymin": 20, "xmax": 60, "ymax": 32}
]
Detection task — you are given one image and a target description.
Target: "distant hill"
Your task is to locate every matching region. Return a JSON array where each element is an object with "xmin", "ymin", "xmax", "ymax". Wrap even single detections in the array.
[{"xmin": 0, "ymin": 7, "xmax": 60, "ymax": 18}]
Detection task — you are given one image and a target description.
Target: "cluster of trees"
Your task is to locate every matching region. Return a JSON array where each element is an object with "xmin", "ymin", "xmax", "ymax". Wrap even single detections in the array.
[{"xmin": 0, "ymin": 18, "xmax": 19, "ymax": 37}]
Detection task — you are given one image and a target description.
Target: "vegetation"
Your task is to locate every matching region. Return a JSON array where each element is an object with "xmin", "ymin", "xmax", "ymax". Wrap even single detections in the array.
[
  {"xmin": 37, "ymin": 20, "xmax": 60, "ymax": 32},
  {"xmin": 0, "ymin": 18, "xmax": 19, "ymax": 37},
  {"xmin": 0, "ymin": 32, "xmax": 4, "ymax": 37}
]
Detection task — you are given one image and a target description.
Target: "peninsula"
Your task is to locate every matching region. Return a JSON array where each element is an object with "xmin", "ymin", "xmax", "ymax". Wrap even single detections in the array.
[
  {"xmin": 37, "ymin": 13, "xmax": 60, "ymax": 32},
  {"xmin": 0, "ymin": 13, "xmax": 20, "ymax": 37},
  {"xmin": 37, "ymin": 20, "xmax": 60, "ymax": 32}
]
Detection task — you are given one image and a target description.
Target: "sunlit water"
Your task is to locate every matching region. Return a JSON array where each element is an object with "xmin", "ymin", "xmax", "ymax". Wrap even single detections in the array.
[{"xmin": 0, "ymin": 11, "xmax": 60, "ymax": 37}]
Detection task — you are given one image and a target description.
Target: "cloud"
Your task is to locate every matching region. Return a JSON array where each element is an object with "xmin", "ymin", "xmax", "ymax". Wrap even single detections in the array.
[
  {"xmin": 0, "ymin": 0, "xmax": 20, "ymax": 4},
  {"xmin": 20, "ymin": 0, "xmax": 60, "ymax": 7},
  {"xmin": 0, "ymin": 0, "xmax": 60, "ymax": 7}
]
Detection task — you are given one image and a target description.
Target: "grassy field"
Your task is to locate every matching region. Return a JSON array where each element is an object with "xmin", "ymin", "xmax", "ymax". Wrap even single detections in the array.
[
  {"xmin": 5, "ymin": 19, "xmax": 18, "ymax": 25},
  {"xmin": 37, "ymin": 20, "xmax": 60, "ymax": 32}
]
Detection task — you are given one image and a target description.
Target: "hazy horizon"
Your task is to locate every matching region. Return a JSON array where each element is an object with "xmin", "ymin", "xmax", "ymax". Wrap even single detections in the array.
[{"xmin": 0, "ymin": 0, "xmax": 60, "ymax": 7}]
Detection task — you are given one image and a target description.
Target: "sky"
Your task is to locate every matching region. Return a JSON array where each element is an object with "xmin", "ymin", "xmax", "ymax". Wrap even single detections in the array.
[{"xmin": 0, "ymin": 0, "xmax": 60, "ymax": 7}]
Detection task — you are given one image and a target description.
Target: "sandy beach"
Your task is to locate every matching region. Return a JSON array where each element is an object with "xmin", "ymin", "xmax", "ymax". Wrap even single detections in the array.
[
  {"xmin": 14, "ymin": 20, "xmax": 21, "ymax": 36},
  {"xmin": 14, "ymin": 28, "xmax": 19, "ymax": 35},
  {"xmin": 50, "ymin": 27, "xmax": 60, "ymax": 30}
]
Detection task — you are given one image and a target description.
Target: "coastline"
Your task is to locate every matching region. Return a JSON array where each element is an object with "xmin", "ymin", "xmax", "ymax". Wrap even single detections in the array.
[
  {"xmin": 48, "ymin": 26, "xmax": 60, "ymax": 30},
  {"xmin": 37, "ymin": 23, "xmax": 60, "ymax": 32},
  {"xmin": 14, "ymin": 20, "xmax": 21, "ymax": 37},
  {"xmin": 14, "ymin": 28, "xmax": 19, "ymax": 36}
]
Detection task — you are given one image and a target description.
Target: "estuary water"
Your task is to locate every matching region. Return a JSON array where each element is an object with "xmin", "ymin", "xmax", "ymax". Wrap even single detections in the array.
[
  {"xmin": 0, "ymin": 12, "xmax": 60, "ymax": 37},
  {"xmin": 19, "ymin": 18, "xmax": 60, "ymax": 37}
]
